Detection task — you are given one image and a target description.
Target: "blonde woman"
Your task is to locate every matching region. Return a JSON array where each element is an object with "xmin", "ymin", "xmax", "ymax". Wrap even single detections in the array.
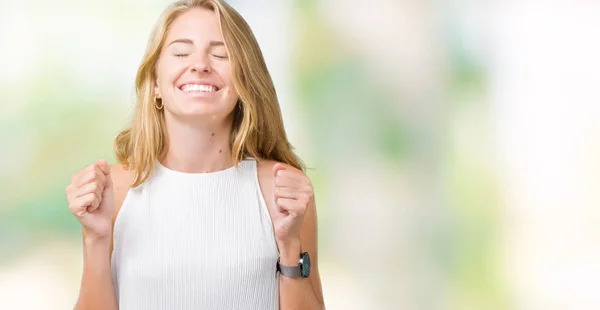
[{"xmin": 65, "ymin": 0, "xmax": 324, "ymax": 309}]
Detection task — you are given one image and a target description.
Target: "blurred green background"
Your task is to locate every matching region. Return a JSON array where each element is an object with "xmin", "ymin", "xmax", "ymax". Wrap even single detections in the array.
[{"xmin": 1, "ymin": 0, "xmax": 600, "ymax": 309}]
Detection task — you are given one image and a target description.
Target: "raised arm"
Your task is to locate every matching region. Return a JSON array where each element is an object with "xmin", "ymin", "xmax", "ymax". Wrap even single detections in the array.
[
  {"xmin": 66, "ymin": 161, "xmax": 131, "ymax": 310},
  {"xmin": 258, "ymin": 160, "xmax": 325, "ymax": 310}
]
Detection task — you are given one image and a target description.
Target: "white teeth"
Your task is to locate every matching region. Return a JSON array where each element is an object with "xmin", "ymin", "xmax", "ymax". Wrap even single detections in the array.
[{"xmin": 181, "ymin": 84, "xmax": 217, "ymax": 92}]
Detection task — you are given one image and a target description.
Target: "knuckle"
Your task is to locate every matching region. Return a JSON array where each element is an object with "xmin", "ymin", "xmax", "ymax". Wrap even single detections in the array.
[
  {"xmin": 83, "ymin": 193, "xmax": 93, "ymax": 203},
  {"xmin": 84, "ymin": 171, "xmax": 95, "ymax": 182},
  {"xmin": 68, "ymin": 206, "xmax": 78, "ymax": 215},
  {"xmin": 72, "ymin": 205, "xmax": 83, "ymax": 214},
  {"xmin": 68, "ymin": 199, "xmax": 81, "ymax": 209}
]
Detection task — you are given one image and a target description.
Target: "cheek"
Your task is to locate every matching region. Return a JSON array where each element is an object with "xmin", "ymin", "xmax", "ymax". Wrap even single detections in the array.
[
  {"xmin": 156, "ymin": 58, "xmax": 182, "ymax": 87},
  {"xmin": 218, "ymin": 69, "xmax": 236, "ymax": 95},
  {"xmin": 155, "ymin": 62, "xmax": 168, "ymax": 88}
]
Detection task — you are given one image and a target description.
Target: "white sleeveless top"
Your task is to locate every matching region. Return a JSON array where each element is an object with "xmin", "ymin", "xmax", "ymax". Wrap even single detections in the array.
[{"xmin": 111, "ymin": 158, "xmax": 280, "ymax": 310}]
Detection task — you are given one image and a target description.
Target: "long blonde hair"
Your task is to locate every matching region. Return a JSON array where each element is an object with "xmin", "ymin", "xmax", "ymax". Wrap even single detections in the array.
[{"xmin": 115, "ymin": 0, "xmax": 304, "ymax": 187}]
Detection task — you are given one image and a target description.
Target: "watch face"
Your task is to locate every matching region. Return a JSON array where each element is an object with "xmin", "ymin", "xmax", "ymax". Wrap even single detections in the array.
[{"xmin": 300, "ymin": 252, "xmax": 311, "ymax": 278}]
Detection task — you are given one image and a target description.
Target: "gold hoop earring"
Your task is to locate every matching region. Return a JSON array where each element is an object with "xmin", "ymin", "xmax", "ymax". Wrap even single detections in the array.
[{"xmin": 154, "ymin": 95, "xmax": 163, "ymax": 110}]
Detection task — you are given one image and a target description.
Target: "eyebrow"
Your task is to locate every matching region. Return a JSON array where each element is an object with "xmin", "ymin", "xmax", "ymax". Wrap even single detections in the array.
[
  {"xmin": 167, "ymin": 39, "xmax": 225, "ymax": 47},
  {"xmin": 209, "ymin": 40, "xmax": 225, "ymax": 47}
]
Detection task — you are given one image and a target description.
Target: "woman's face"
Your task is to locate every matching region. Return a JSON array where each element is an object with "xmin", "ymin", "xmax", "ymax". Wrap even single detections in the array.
[{"xmin": 155, "ymin": 7, "xmax": 238, "ymax": 120}]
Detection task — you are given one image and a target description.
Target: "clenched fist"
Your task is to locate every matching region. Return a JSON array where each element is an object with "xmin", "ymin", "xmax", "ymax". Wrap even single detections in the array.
[
  {"xmin": 66, "ymin": 159, "xmax": 114, "ymax": 241},
  {"xmin": 271, "ymin": 163, "xmax": 314, "ymax": 247}
]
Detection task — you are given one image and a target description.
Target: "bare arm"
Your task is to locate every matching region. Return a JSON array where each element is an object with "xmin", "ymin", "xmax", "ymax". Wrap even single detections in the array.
[
  {"xmin": 75, "ymin": 233, "xmax": 117, "ymax": 310},
  {"xmin": 257, "ymin": 161, "xmax": 325, "ymax": 310},
  {"xmin": 278, "ymin": 198, "xmax": 325, "ymax": 310},
  {"xmin": 72, "ymin": 163, "xmax": 132, "ymax": 310}
]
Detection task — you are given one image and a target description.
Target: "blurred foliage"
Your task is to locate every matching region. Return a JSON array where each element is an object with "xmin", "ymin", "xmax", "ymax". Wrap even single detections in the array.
[{"xmin": 0, "ymin": 0, "xmax": 509, "ymax": 309}]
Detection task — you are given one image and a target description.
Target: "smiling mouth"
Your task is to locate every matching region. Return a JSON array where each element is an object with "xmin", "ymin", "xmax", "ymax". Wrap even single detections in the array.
[{"xmin": 179, "ymin": 84, "xmax": 220, "ymax": 93}]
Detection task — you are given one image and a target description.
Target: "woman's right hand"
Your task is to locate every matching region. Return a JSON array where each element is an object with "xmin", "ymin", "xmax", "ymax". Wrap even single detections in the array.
[{"xmin": 66, "ymin": 159, "xmax": 115, "ymax": 242}]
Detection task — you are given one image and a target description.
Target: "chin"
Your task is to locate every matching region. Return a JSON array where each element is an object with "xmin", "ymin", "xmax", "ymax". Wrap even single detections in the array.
[
  {"xmin": 165, "ymin": 90, "xmax": 237, "ymax": 120},
  {"xmin": 170, "ymin": 102, "xmax": 233, "ymax": 120}
]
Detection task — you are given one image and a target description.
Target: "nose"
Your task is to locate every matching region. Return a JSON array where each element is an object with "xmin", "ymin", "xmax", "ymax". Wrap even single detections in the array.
[{"xmin": 190, "ymin": 55, "xmax": 211, "ymax": 74}]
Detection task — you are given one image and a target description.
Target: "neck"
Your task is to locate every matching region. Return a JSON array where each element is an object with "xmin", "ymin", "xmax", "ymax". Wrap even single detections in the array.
[{"xmin": 162, "ymin": 115, "xmax": 234, "ymax": 173}]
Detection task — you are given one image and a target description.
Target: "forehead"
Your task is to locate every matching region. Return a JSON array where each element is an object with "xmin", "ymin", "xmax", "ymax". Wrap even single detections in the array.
[{"xmin": 166, "ymin": 7, "xmax": 222, "ymax": 42}]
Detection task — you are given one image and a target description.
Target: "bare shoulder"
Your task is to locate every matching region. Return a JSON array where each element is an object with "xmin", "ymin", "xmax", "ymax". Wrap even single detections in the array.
[
  {"xmin": 108, "ymin": 163, "xmax": 134, "ymax": 255},
  {"xmin": 256, "ymin": 160, "xmax": 278, "ymax": 206},
  {"xmin": 109, "ymin": 164, "xmax": 134, "ymax": 213},
  {"xmin": 256, "ymin": 159, "xmax": 278, "ymax": 183}
]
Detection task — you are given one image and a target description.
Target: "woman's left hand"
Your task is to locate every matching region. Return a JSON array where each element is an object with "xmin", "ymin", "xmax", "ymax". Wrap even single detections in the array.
[{"xmin": 271, "ymin": 163, "xmax": 314, "ymax": 249}]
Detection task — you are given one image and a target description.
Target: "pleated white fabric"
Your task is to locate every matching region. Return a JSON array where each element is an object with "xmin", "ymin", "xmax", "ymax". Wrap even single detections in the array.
[{"xmin": 111, "ymin": 158, "xmax": 280, "ymax": 310}]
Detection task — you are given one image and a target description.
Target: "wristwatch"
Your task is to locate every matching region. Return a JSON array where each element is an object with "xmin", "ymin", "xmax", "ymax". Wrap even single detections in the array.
[{"xmin": 277, "ymin": 252, "xmax": 311, "ymax": 278}]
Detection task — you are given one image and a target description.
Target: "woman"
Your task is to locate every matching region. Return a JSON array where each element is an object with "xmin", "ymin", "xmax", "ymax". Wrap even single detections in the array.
[{"xmin": 64, "ymin": 0, "xmax": 324, "ymax": 309}]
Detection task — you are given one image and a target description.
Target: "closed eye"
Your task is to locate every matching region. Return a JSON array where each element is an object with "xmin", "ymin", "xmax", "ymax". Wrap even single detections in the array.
[
  {"xmin": 213, "ymin": 55, "xmax": 228, "ymax": 60},
  {"xmin": 174, "ymin": 54, "xmax": 190, "ymax": 57}
]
